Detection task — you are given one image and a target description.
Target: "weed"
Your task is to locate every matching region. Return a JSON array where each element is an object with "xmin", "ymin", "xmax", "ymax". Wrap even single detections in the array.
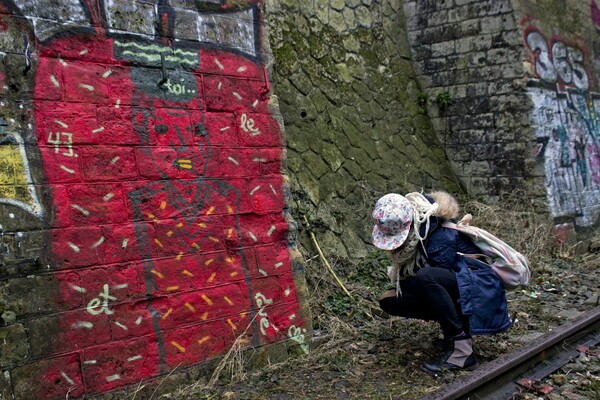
[
  {"xmin": 435, "ymin": 92, "xmax": 452, "ymax": 110},
  {"xmin": 417, "ymin": 91, "xmax": 428, "ymax": 108}
]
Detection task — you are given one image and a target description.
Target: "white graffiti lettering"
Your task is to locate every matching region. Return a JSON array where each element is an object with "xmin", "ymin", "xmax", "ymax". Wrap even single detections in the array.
[
  {"xmin": 87, "ymin": 284, "xmax": 117, "ymax": 315},
  {"xmin": 240, "ymin": 113, "xmax": 261, "ymax": 136},
  {"xmin": 288, "ymin": 325, "xmax": 309, "ymax": 354},
  {"xmin": 47, "ymin": 131, "xmax": 75, "ymax": 157},
  {"xmin": 255, "ymin": 292, "xmax": 274, "ymax": 335},
  {"xmin": 525, "ymin": 30, "xmax": 589, "ymax": 90}
]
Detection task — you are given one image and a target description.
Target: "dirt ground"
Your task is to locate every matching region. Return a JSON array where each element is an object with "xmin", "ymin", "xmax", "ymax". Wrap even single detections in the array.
[{"xmin": 164, "ymin": 203, "xmax": 600, "ymax": 400}]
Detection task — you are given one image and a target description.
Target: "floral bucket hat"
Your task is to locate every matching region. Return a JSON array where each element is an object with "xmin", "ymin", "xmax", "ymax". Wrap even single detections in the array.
[{"xmin": 371, "ymin": 193, "xmax": 414, "ymax": 250}]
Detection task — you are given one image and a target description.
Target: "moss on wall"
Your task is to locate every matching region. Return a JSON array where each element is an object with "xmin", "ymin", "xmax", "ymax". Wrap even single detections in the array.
[{"xmin": 266, "ymin": 0, "xmax": 461, "ymax": 262}]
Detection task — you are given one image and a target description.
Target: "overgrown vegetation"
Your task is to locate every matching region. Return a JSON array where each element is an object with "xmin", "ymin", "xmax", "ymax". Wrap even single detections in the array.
[{"xmin": 158, "ymin": 193, "xmax": 599, "ymax": 399}]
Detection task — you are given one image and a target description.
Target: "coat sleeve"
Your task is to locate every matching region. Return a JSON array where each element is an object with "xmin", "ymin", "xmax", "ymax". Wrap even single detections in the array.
[{"xmin": 424, "ymin": 227, "xmax": 460, "ymax": 270}]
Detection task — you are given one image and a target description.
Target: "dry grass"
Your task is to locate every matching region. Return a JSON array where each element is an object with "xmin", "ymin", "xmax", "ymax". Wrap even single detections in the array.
[{"xmin": 166, "ymin": 191, "xmax": 581, "ymax": 399}]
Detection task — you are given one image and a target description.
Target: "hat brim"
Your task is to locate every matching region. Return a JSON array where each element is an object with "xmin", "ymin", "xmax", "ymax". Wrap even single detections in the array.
[{"xmin": 372, "ymin": 224, "xmax": 410, "ymax": 250}]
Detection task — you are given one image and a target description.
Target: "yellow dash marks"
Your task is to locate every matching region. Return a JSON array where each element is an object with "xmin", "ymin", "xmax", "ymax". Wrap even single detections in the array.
[
  {"xmin": 227, "ymin": 319, "xmax": 237, "ymax": 330},
  {"xmin": 224, "ymin": 296, "xmax": 233, "ymax": 306},
  {"xmin": 227, "ymin": 228, "xmax": 233, "ymax": 239},
  {"xmin": 200, "ymin": 312, "xmax": 209, "ymax": 321},
  {"xmin": 182, "ymin": 269, "xmax": 194, "ymax": 277},
  {"xmin": 198, "ymin": 222, "xmax": 206, "ymax": 228},
  {"xmin": 197, "ymin": 336, "xmax": 210, "ymax": 345},
  {"xmin": 176, "ymin": 252, "xmax": 184, "ymax": 261},
  {"xmin": 151, "ymin": 269, "xmax": 164, "ymax": 279},
  {"xmin": 154, "ymin": 239, "xmax": 164, "ymax": 248},
  {"xmin": 239, "ymin": 337, "xmax": 250, "ymax": 344},
  {"xmin": 162, "ymin": 308, "xmax": 173, "ymax": 320},
  {"xmin": 208, "ymin": 237, "xmax": 219, "ymax": 243},
  {"xmin": 208, "ymin": 273, "xmax": 216, "ymax": 283},
  {"xmin": 206, "ymin": 206, "xmax": 215, "ymax": 216},
  {"xmin": 171, "ymin": 341, "xmax": 186, "ymax": 353},
  {"xmin": 184, "ymin": 302, "xmax": 196, "ymax": 312},
  {"xmin": 191, "ymin": 243, "xmax": 200, "ymax": 250},
  {"xmin": 147, "ymin": 213, "xmax": 156, "ymax": 219},
  {"xmin": 230, "ymin": 272, "xmax": 239, "ymax": 278},
  {"xmin": 205, "ymin": 258, "xmax": 214, "ymax": 266},
  {"xmin": 227, "ymin": 205, "xmax": 233, "ymax": 214},
  {"xmin": 166, "ymin": 231, "xmax": 174, "ymax": 237},
  {"xmin": 225, "ymin": 257, "xmax": 234, "ymax": 264},
  {"xmin": 177, "ymin": 222, "xmax": 184, "ymax": 228},
  {"xmin": 166, "ymin": 286, "xmax": 179, "ymax": 292},
  {"xmin": 160, "ymin": 201, "xmax": 167, "ymax": 210},
  {"xmin": 201, "ymin": 294, "xmax": 213, "ymax": 305}
]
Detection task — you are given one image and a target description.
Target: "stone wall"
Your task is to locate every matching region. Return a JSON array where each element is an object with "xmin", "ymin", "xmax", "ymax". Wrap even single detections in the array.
[
  {"xmin": 266, "ymin": 0, "xmax": 461, "ymax": 261},
  {"xmin": 403, "ymin": 0, "xmax": 600, "ymax": 236},
  {"xmin": 0, "ymin": 1, "xmax": 310, "ymax": 398}
]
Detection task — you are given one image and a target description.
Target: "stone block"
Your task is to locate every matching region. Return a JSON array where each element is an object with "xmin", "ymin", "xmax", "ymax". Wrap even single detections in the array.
[
  {"xmin": 0, "ymin": 370, "xmax": 11, "ymax": 399},
  {"xmin": 11, "ymin": 354, "xmax": 83, "ymax": 400},
  {"xmin": 0, "ymin": 272, "xmax": 82, "ymax": 317},
  {"xmin": 0, "ymin": 324, "xmax": 29, "ymax": 367}
]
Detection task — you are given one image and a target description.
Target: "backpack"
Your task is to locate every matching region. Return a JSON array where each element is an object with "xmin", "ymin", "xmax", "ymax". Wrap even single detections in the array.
[{"xmin": 442, "ymin": 214, "xmax": 531, "ymax": 290}]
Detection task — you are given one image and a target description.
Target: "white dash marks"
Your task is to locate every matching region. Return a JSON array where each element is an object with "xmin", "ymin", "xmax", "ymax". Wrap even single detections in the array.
[
  {"xmin": 127, "ymin": 355, "xmax": 142, "ymax": 362},
  {"xmin": 67, "ymin": 242, "xmax": 81, "ymax": 253},
  {"xmin": 232, "ymin": 92, "xmax": 243, "ymax": 100},
  {"xmin": 227, "ymin": 156, "xmax": 239, "ymax": 166},
  {"xmin": 106, "ymin": 374, "xmax": 121, "ymax": 382},
  {"xmin": 220, "ymin": 126, "xmax": 230, "ymax": 132},
  {"xmin": 109, "ymin": 156, "xmax": 120, "ymax": 165},
  {"xmin": 102, "ymin": 69, "xmax": 113, "ymax": 78},
  {"xmin": 60, "ymin": 371, "xmax": 75, "ymax": 385},
  {"xmin": 71, "ymin": 204, "xmax": 90, "ymax": 216},
  {"xmin": 135, "ymin": 316, "xmax": 143, "ymax": 325},
  {"xmin": 250, "ymin": 185, "xmax": 261, "ymax": 196},
  {"xmin": 248, "ymin": 232, "xmax": 258, "ymax": 242},
  {"xmin": 50, "ymin": 75, "xmax": 60, "ymax": 87},
  {"xmin": 274, "ymin": 262, "xmax": 283, "ymax": 269},
  {"xmin": 79, "ymin": 83, "xmax": 95, "ymax": 91},
  {"xmin": 114, "ymin": 321, "xmax": 128, "ymax": 330},
  {"xmin": 60, "ymin": 165, "xmax": 75, "ymax": 174},
  {"xmin": 54, "ymin": 120, "xmax": 68, "ymax": 128},
  {"xmin": 72, "ymin": 321, "xmax": 93, "ymax": 329},
  {"xmin": 237, "ymin": 66, "xmax": 247, "ymax": 73},
  {"xmin": 267, "ymin": 225, "xmax": 276, "ymax": 237},
  {"xmin": 103, "ymin": 193, "xmax": 114, "ymax": 202},
  {"xmin": 214, "ymin": 58, "xmax": 224, "ymax": 70},
  {"xmin": 71, "ymin": 284, "xmax": 87, "ymax": 293},
  {"xmin": 92, "ymin": 236, "xmax": 105, "ymax": 248},
  {"xmin": 93, "ymin": 126, "xmax": 105, "ymax": 133}
]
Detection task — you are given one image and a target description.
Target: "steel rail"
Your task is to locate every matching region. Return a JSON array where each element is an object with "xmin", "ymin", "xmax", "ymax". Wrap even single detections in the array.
[{"xmin": 421, "ymin": 305, "xmax": 600, "ymax": 400}]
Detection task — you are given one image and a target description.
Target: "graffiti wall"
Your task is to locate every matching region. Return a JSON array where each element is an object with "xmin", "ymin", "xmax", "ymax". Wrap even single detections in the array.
[
  {"xmin": 0, "ymin": 1, "xmax": 307, "ymax": 398},
  {"xmin": 524, "ymin": 22, "xmax": 600, "ymax": 229}
]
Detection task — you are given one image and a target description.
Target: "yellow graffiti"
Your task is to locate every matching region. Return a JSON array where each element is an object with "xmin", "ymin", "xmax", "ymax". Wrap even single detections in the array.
[{"xmin": 0, "ymin": 131, "xmax": 43, "ymax": 217}]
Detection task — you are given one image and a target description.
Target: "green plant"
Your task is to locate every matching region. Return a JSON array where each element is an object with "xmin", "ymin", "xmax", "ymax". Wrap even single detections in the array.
[
  {"xmin": 416, "ymin": 92, "xmax": 428, "ymax": 108},
  {"xmin": 435, "ymin": 92, "xmax": 452, "ymax": 110}
]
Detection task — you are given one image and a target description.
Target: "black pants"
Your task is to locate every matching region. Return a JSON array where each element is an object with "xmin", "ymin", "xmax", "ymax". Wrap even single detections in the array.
[{"xmin": 379, "ymin": 267, "xmax": 468, "ymax": 337}]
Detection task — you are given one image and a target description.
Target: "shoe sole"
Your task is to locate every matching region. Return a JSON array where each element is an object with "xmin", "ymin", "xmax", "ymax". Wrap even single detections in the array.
[{"xmin": 420, "ymin": 362, "xmax": 479, "ymax": 376}]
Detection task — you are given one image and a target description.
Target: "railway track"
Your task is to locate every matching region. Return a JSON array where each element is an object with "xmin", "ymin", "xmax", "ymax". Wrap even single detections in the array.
[{"xmin": 421, "ymin": 305, "xmax": 600, "ymax": 400}]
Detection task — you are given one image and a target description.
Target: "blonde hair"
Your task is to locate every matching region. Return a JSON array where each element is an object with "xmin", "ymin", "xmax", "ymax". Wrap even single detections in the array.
[{"xmin": 428, "ymin": 190, "xmax": 460, "ymax": 220}]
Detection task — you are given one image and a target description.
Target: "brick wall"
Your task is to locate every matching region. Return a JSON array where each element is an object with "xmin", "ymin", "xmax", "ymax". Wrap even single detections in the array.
[{"xmin": 0, "ymin": 1, "xmax": 309, "ymax": 398}]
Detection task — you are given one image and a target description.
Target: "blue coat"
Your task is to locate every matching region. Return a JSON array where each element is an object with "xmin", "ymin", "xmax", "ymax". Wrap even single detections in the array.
[{"xmin": 420, "ymin": 216, "xmax": 512, "ymax": 335}]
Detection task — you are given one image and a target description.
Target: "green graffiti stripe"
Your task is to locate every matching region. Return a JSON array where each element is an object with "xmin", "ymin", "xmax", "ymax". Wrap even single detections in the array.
[
  {"xmin": 121, "ymin": 50, "xmax": 198, "ymax": 66},
  {"xmin": 115, "ymin": 41, "xmax": 197, "ymax": 59}
]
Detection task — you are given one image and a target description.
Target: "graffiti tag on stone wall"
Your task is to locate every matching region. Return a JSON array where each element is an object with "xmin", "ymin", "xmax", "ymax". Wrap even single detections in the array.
[
  {"xmin": 525, "ymin": 26, "xmax": 600, "ymax": 227},
  {"xmin": 0, "ymin": 0, "xmax": 306, "ymax": 398}
]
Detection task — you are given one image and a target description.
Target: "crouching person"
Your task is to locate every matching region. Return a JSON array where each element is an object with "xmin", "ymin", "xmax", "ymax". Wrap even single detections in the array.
[{"xmin": 371, "ymin": 191, "xmax": 511, "ymax": 374}]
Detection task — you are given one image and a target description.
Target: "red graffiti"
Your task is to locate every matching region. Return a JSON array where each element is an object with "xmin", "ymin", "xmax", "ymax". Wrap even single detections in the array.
[{"xmin": 24, "ymin": 5, "xmax": 305, "ymax": 398}]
